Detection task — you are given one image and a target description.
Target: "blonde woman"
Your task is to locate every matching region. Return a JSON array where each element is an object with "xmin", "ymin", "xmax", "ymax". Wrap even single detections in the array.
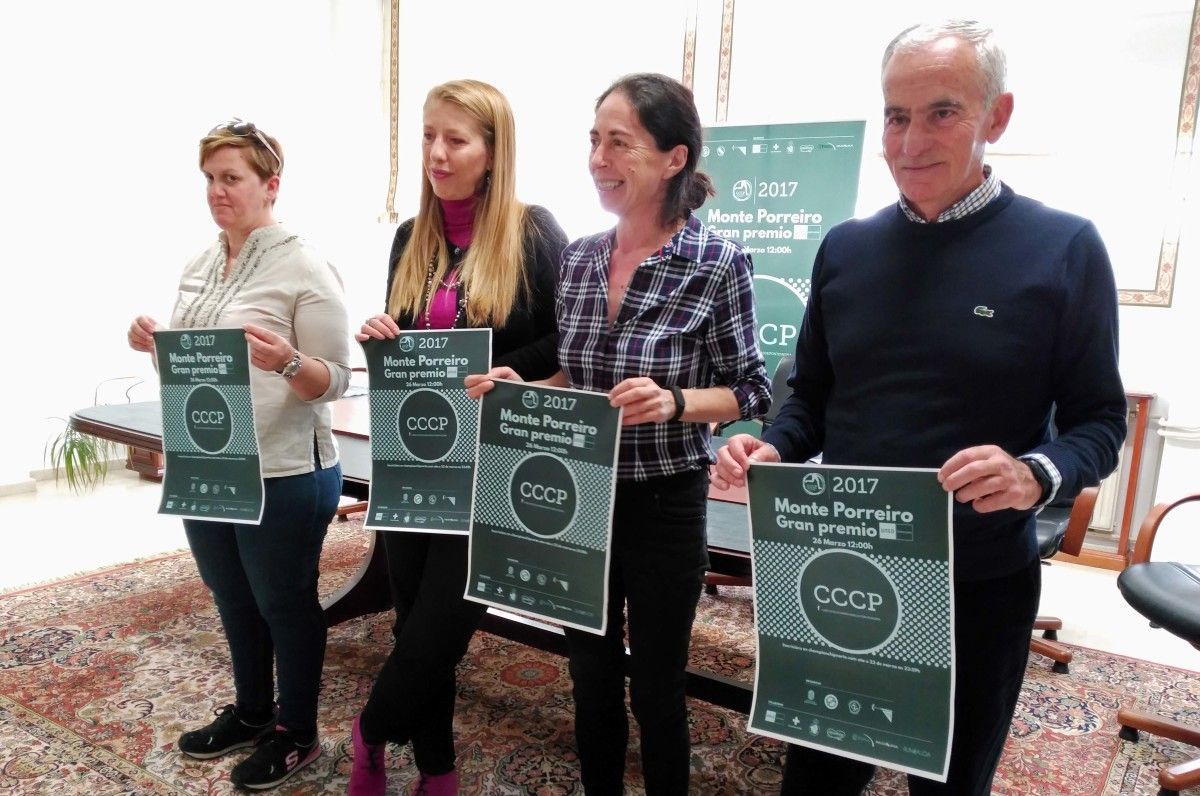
[{"xmin": 349, "ymin": 79, "xmax": 567, "ymax": 796}]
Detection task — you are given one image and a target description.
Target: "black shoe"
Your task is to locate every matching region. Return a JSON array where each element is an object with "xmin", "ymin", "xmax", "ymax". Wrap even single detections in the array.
[
  {"xmin": 178, "ymin": 704, "xmax": 276, "ymax": 760},
  {"xmin": 229, "ymin": 726, "xmax": 321, "ymax": 791}
]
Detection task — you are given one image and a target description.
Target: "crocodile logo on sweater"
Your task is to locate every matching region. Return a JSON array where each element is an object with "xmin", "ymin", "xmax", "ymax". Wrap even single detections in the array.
[{"xmin": 973, "ymin": 305, "xmax": 995, "ymax": 318}]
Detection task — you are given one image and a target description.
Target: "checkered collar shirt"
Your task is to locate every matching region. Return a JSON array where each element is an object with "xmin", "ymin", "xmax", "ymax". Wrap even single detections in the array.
[
  {"xmin": 900, "ymin": 165, "xmax": 1000, "ymax": 223},
  {"xmin": 557, "ymin": 213, "xmax": 770, "ymax": 481}
]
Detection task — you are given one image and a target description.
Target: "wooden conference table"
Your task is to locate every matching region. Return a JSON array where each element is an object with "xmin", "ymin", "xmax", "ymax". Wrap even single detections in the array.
[{"xmin": 70, "ymin": 397, "xmax": 755, "ymax": 711}]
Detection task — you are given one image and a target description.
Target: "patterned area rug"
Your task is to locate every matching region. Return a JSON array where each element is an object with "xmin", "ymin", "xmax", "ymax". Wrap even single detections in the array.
[{"xmin": 2, "ymin": 519, "xmax": 1198, "ymax": 795}]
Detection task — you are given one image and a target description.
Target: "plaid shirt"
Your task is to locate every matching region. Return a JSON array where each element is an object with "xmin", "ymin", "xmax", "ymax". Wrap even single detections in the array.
[
  {"xmin": 900, "ymin": 165, "xmax": 1000, "ymax": 223},
  {"xmin": 557, "ymin": 214, "xmax": 770, "ymax": 481}
]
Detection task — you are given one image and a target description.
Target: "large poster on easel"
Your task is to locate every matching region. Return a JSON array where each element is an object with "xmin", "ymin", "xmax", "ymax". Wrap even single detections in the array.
[{"xmin": 700, "ymin": 121, "xmax": 865, "ymax": 432}]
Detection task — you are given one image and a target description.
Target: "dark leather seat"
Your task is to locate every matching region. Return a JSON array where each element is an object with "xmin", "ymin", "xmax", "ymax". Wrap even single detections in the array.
[
  {"xmin": 1119, "ymin": 562, "xmax": 1200, "ymax": 641},
  {"xmin": 1115, "ymin": 492, "xmax": 1200, "ymax": 796},
  {"xmin": 1028, "ymin": 403, "xmax": 1098, "ymax": 674},
  {"xmin": 1036, "ymin": 507, "xmax": 1073, "ymax": 559},
  {"xmin": 760, "ymin": 355, "xmax": 795, "ymax": 432},
  {"xmin": 1029, "ymin": 491, "xmax": 1098, "ymax": 672}
]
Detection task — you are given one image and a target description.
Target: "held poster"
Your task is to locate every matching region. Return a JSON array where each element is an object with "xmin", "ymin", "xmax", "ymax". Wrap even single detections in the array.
[
  {"xmin": 700, "ymin": 121, "xmax": 865, "ymax": 435},
  {"xmin": 466, "ymin": 380, "xmax": 621, "ymax": 634},
  {"xmin": 154, "ymin": 328, "xmax": 263, "ymax": 524},
  {"xmin": 361, "ymin": 328, "xmax": 491, "ymax": 534},
  {"xmin": 747, "ymin": 462, "xmax": 954, "ymax": 781}
]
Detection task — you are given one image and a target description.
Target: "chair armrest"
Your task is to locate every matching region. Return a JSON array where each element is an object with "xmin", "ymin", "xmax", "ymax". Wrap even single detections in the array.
[
  {"xmin": 1128, "ymin": 492, "xmax": 1200, "ymax": 564},
  {"xmin": 1060, "ymin": 486, "xmax": 1099, "ymax": 557}
]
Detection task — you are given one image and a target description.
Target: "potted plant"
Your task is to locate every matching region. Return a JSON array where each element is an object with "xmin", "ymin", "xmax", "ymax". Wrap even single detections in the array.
[
  {"xmin": 43, "ymin": 421, "xmax": 118, "ymax": 493},
  {"xmin": 43, "ymin": 377, "xmax": 143, "ymax": 493}
]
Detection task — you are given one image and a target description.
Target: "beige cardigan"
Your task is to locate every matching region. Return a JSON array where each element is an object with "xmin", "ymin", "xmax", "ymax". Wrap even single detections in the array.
[{"xmin": 170, "ymin": 223, "xmax": 351, "ymax": 477}]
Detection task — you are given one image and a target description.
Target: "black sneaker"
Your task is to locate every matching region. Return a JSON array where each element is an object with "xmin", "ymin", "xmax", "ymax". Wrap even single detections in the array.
[
  {"xmin": 178, "ymin": 704, "xmax": 276, "ymax": 760},
  {"xmin": 229, "ymin": 726, "xmax": 321, "ymax": 791}
]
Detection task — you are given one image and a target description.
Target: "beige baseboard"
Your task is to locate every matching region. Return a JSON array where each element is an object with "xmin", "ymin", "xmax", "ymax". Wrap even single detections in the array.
[
  {"xmin": 0, "ymin": 478, "xmax": 37, "ymax": 497},
  {"xmin": 27, "ymin": 467, "xmax": 58, "ymax": 482},
  {"xmin": 28, "ymin": 458, "xmax": 129, "ymax": 483}
]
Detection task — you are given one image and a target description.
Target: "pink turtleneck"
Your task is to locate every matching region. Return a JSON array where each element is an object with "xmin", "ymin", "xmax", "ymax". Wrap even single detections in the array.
[
  {"xmin": 440, "ymin": 196, "xmax": 476, "ymax": 248},
  {"xmin": 420, "ymin": 196, "xmax": 476, "ymax": 328}
]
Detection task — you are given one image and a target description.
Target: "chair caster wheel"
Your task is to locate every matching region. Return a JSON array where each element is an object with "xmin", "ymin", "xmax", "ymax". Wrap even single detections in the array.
[
  {"xmin": 1118, "ymin": 725, "xmax": 1139, "ymax": 742},
  {"xmin": 1051, "ymin": 661, "xmax": 1069, "ymax": 674}
]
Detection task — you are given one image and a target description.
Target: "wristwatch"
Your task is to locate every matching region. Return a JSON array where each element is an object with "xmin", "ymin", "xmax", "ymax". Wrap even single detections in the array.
[
  {"xmin": 277, "ymin": 350, "xmax": 303, "ymax": 380},
  {"xmin": 669, "ymin": 385, "xmax": 686, "ymax": 422},
  {"xmin": 1019, "ymin": 455, "xmax": 1053, "ymax": 504}
]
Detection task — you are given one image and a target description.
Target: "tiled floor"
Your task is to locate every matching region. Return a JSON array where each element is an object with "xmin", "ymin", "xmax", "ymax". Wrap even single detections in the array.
[
  {"xmin": 0, "ymin": 469, "xmax": 188, "ymax": 590},
  {"xmin": 2, "ymin": 470, "xmax": 1197, "ymax": 673}
]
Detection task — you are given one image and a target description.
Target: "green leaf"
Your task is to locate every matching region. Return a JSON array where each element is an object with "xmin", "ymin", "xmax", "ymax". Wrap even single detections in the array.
[{"xmin": 44, "ymin": 420, "xmax": 116, "ymax": 494}]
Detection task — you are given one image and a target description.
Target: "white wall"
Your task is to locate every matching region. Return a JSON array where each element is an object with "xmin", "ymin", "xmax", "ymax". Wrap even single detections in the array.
[
  {"xmin": 3, "ymin": 0, "xmax": 1197, "ymax": 513},
  {"xmin": 389, "ymin": 0, "xmax": 690, "ymax": 240},
  {"xmin": 0, "ymin": 0, "xmax": 690, "ymax": 488},
  {"xmin": 0, "ymin": 0, "xmax": 393, "ymax": 487}
]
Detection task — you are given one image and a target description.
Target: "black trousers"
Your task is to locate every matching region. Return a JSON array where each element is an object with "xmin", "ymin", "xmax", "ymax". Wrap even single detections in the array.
[
  {"xmin": 779, "ymin": 555, "xmax": 1042, "ymax": 795},
  {"xmin": 359, "ymin": 531, "xmax": 485, "ymax": 774},
  {"xmin": 562, "ymin": 469, "xmax": 710, "ymax": 795}
]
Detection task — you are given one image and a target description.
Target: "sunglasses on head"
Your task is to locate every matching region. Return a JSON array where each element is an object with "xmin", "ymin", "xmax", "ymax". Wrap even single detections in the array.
[{"xmin": 209, "ymin": 118, "xmax": 282, "ymax": 170}]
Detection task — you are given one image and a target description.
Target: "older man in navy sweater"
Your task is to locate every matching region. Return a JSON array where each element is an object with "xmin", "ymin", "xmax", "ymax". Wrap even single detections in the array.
[{"xmin": 714, "ymin": 19, "xmax": 1126, "ymax": 796}]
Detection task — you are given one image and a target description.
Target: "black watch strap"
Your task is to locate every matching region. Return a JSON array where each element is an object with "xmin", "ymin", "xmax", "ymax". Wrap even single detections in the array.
[
  {"xmin": 1020, "ymin": 455, "xmax": 1053, "ymax": 503},
  {"xmin": 669, "ymin": 385, "xmax": 686, "ymax": 422}
]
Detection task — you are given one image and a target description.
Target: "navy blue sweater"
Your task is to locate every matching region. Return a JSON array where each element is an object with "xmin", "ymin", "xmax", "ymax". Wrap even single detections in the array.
[{"xmin": 764, "ymin": 184, "xmax": 1127, "ymax": 580}]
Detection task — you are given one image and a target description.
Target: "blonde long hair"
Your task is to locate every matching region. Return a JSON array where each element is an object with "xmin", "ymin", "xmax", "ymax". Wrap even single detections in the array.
[{"xmin": 387, "ymin": 80, "xmax": 528, "ymax": 327}]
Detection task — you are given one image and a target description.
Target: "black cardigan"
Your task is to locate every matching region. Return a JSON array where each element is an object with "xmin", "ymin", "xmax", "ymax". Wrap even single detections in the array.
[{"xmin": 384, "ymin": 205, "xmax": 566, "ymax": 380}]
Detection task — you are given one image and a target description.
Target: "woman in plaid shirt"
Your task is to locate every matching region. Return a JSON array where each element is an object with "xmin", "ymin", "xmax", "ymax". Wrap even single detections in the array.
[{"xmin": 469, "ymin": 73, "xmax": 770, "ymax": 794}]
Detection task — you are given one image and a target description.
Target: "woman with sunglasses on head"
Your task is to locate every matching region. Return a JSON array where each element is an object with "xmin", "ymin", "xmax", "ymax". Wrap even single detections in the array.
[
  {"xmin": 467, "ymin": 73, "xmax": 770, "ymax": 794},
  {"xmin": 126, "ymin": 120, "xmax": 350, "ymax": 791},
  {"xmin": 348, "ymin": 79, "xmax": 566, "ymax": 796}
]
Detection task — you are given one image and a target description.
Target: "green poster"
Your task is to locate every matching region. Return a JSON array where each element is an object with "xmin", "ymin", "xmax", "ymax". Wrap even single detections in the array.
[
  {"xmin": 700, "ymin": 122, "xmax": 865, "ymax": 435},
  {"xmin": 153, "ymin": 328, "xmax": 263, "ymax": 524},
  {"xmin": 466, "ymin": 380, "xmax": 621, "ymax": 634},
  {"xmin": 747, "ymin": 462, "xmax": 954, "ymax": 782},
  {"xmin": 361, "ymin": 329, "xmax": 491, "ymax": 534}
]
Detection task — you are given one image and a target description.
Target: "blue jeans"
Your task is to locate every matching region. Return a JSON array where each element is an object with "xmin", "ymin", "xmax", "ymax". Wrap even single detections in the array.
[
  {"xmin": 184, "ymin": 463, "xmax": 341, "ymax": 740},
  {"xmin": 563, "ymin": 469, "xmax": 709, "ymax": 795},
  {"xmin": 779, "ymin": 555, "xmax": 1041, "ymax": 796}
]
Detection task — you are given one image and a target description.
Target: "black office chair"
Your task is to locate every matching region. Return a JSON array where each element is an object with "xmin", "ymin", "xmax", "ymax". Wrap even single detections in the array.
[
  {"xmin": 760, "ymin": 354, "xmax": 795, "ymax": 433},
  {"xmin": 704, "ymin": 355, "xmax": 795, "ymax": 595},
  {"xmin": 1115, "ymin": 492, "xmax": 1200, "ymax": 796},
  {"xmin": 712, "ymin": 354, "xmax": 795, "ymax": 439},
  {"xmin": 1029, "ymin": 487, "xmax": 1099, "ymax": 673}
]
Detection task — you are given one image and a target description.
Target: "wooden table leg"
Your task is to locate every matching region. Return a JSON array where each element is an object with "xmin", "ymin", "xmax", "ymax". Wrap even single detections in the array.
[{"xmin": 322, "ymin": 530, "xmax": 393, "ymax": 626}]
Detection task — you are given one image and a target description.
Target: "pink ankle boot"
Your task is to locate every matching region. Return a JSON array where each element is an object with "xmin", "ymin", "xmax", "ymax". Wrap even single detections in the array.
[
  {"xmin": 411, "ymin": 769, "xmax": 458, "ymax": 796},
  {"xmin": 347, "ymin": 715, "xmax": 386, "ymax": 796}
]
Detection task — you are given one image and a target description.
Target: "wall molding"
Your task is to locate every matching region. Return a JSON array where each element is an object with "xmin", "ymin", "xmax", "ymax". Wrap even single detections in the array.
[
  {"xmin": 381, "ymin": 0, "xmax": 401, "ymax": 224},
  {"xmin": 1118, "ymin": 0, "xmax": 1199, "ymax": 307}
]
